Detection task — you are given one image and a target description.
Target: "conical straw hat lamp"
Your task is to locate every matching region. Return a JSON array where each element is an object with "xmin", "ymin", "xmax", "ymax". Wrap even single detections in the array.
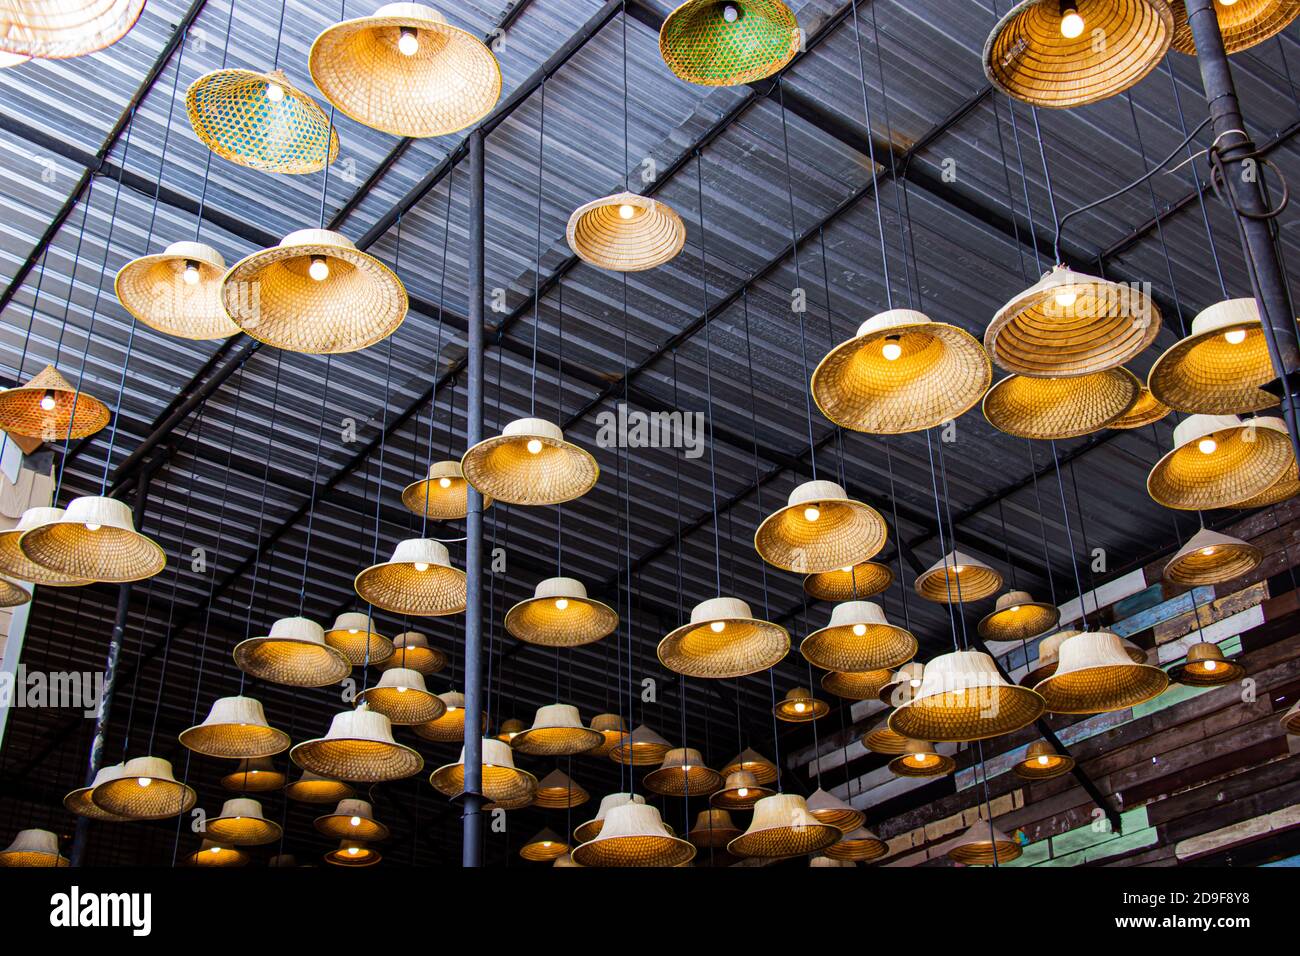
[
  {"xmin": 572, "ymin": 803, "xmax": 695, "ymax": 867},
  {"xmin": 823, "ymin": 826, "xmax": 887, "ymax": 862},
  {"xmin": 206, "ymin": 797, "xmax": 282, "ymax": 846},
  {"xmin": 983, "ymin": 0, "xmax": 1173, "ymax": 109},
  {"xmin": 0, "ymin": 508, "xmax": 92, "ymax": 586},
  {"xmin": 354, "ymin": 538, "xmax": 467, "ymax": 616},
  {"xmin": 806, "ymin": 789, "xmax": 865, "ymax": 833},
  {"xmin": 505, "ymin": 577, "xmax": 618, "ymax": 647},
  {"xmin": 754, "ymin": 480, "xmax": 887, "ymax": 574},
  {"xmin": 1035, "ymin": 631, "xmax": 1168, "ymax": 713},
  {"xmin": 510, "ymin": 704, "xmax": 604, "ymax": 756},
  {"xmin": 983, "ymin": 368, "xmax": 1141, "ymax": 440},
  {"xmin": 811, "ymin": 309, "xmax": 992, "ymax": 434},
  {"xmin": 978, "ymin": 590, "xmax": 1061, "ymax": 643},
  {"xmin": 221, "ymin": 757, "xmax": 286, "ymax": 793},
  {"xmin": 727, "ymin": 794, "xmax": 840, "ymax": 859},
  {"xmin": 324, "ymin": 612, "xmax": 394, "ymax": 666},
  {"xmin": 657, "ymin": 597, "xmax": 789, "ymax": 679},
  {"xmin": 356, "ymin": 668, "xmax": 445, "ymax": 724},
  {"xmin": 291, "ymin": 705, "xmax": 423, "ymax": 783},
  {"xmin": 223, "ymin": 230, "xmax": 406, "ymax": 353},
  {"xmin": 314, "ymin": 798, "xmax": 390, "ymax": 842},
  {"xmin": 90, "ymin": 756, "xmax": 197, "ymax": 820},
  {"xmin": 1013, "ymin": 740, "xmax": 1076, "ymax": 780},
  {"xmin": 114, "ymin": 241, "xmax": 239, "ymax": 340},
  {"xmin": 587, "ymin": 713, "xmax": 627, "ymax": 757},
  {"xmin": 234, "ymin": 616, "xmax": 352, "ymax": 687},
  {"xmin": 803, "ymin": 561, "xmax": 893, "ymax": 602},
  {"xmin": 1168, "ymin": 641, "xmax": 1246, "ymax": 687},
  {"xmin": 574, "ymin": 792, "xmax": 646, "ymax": 844},
  {"xmin": 309, "ymin": 3, "xmax": 501, "ymax": 138},
  {"xmin": 0, "ymin": 0, "xmax": 144, "ymax": 60},
  {"xmin": 414, "ymin": 691, "xmax": 481, "ymax": 742},
  {"xmin": 1022, "ymin": 629, "xmax": 1080, "ymax": 687},
  {"xmin": 1109, "ymin": 385, "xmax": 1171, "ymax": 429},
  {"xmin": 1148, "ymin": 299, "xmax": 1279, "ymax": 414},
  {"xmin": 284, "ymin": 771, "xmax": 355, "ymax": 804},
  {"xmin": 0, "ymin": 575, "xmax": 28, "ymax": 609},
  {"xmin": 720, "ymin": 747, "xmax": 778, "ymax": 784},
  {"xmin": 325, "ymin": 841, "xmax": 381, "ymax": 867},
  {"xmin": 402, "ymin": 460, "xmax": 491, "ymax": 521},
  {"xmin": 685, "ymin": 810, "xmax": 740, "ymax": 851},
  {"xmin": 644, "ymin": 747, "xmax": 723, "ymax": 796},
  {"xmin": 948, "ymin": 823, "xmax": 1022, "ymax": 865},
  {"xmin": 495, "ymin": 717, "xmax": 526, "ymax": 743},
  {"xmin": 890, "ymin": 650, "xmax": 1045, "ymax": 741},
  {"xmin": 822, "ymin": 668, "xmax": 892, "ymax": 701},
  {"xmin": 534, "ymin": 769, "xmax": 589, "ymax": 809},
  {"xmin": 1148, "ymin": 415, "xmax": 1292, "ymax": 509},
  {"xmin": 186, "ymin": 840, "xmax": 247, "ymax": 867},
  {"xmin": 0, "ymin": 365, "xmax": 109, "ymax": 441},
  {"xmin": 985, "ymin": 265, "xmax": 1161, "ymax": 373},
  {"xmin": 709, "ymin": 770, "xmax": 773, "ymax": 810},
  {"xmin": 187, "ymin": 70, "xmax": 339, "ymax": 175},
  {"xmin": 773, "ymin": 687, "xmax": 829, "ymax": 723},
  {"xmin": 429, "ymin": 738, "xmax": 537, "ymax": 810},
  {"xmin": 461, "ymin": 418, "xmax": 598, "ymax": 505},
  {"xmin": 1163, "ymin": 528, "xmax": 1262, "ymax": 586},
  {"xmin": 520, "ymin": 828, "xmax": 569, "ymax": 862},
  {"xmin": 801, "ymin": 600, "xmax": 917, "ymax": 672},
  {"xmin": 1234, "ymin": 455, "xmax": 1300, "ymax": 509},
  {"xmin": 862, "ymin": 719, "xmax": 909, "ymax": 755},
  {"xmin": 878, "ymin": 661, "xmax": 926, "ymax": 706},
  {"xmin": 914, "ymin": 551, "xmax": 1003, "ymax": 604},
  {"xmin": 18, "ymin": 495, "xmax": 164, "ymax": 583},
  {"xmin": 0, "ymin": 829, "xmax": 68, "ymax": 867},
  {"xmin": 553, "ymin": 852, "xmax": 582, "ymax": 867},
  {"xmin": 658, "ymin": 0, "xmax": 799, "ymax": 86},
  {"xmin": 566, "ymin": 192, "xmax": 686, "ymax": 272},
  {"xmin": 179, "ymin": 696, "xmax": 291, "ymax": 758},
  {"xmin": 381, "ymin": 631, "xmax": 446, "ymax": 674},
  {"xmin": 1281, "ymin": 700, "xmax": 1300, "ymax": 736},
  {"xmin": 64, "ymin": 762, "xmax": 129, "ymax": 821},
  {"xmin": 1171, "ymin": 0, "xmax": 1300, "ymax": 54},
  {"xmin": 889, "ymin": 740, "xmax": 955, "ymax": 778}
]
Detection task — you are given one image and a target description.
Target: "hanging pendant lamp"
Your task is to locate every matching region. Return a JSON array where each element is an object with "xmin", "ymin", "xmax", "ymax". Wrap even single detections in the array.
[
  {"xmin": 402, "ymin": 460, "xmax": 491, "ymax": 521},
  {"xmin": 291, "ymin": 705, "xmax": 423, "ymax": 783},
  {"xmin": 658, "ymin": 0, "xmax": 799, "ymax": 86},
  {"xmin": 380, "ymin": 630, "xmax": 446, "ymax": 674},
  {"xmin": 822, "ymin": 826, "xmax": 888, "ymax": 862},
  {"xmin": 505, "ymin": 577, "xmax": 618, "ymax": 647},
  {"xmin": 325, "ymin": 841, "xmax": 381, "ymax": 866},
  {"xmin": 553, "ymin": 852, "xmax": 582, "ymax": 867},
  {"xmin": 811, "ymin": 309, "xmax": 992, "ymax": 434},
  {"xmin": 309, "ymin": 3, "xmax": 501, "ymax": 138},
  {"xmin": 754, "ymin": 480, "xmax": 887, "ymax": 574},
  {"xmin": 803, "ymin": 560, "xmax": 893, "ymax": 602},
  {"xmin": 0, "ymin": 829, "xmax": 68, "ymax": 867},
  {"xmin": 520, "ymin": 828, "xmax": 569, "ymax": 862},
  {"xmin": 1148, "ymin": 298, "xmax": 1279, "ymax": 414},
  {"xmin": 1281, "ymin": 700, "xmax": 1300, "ymax": 735},
  {"xmin": 889, "ymin": 740, "xmax": 955, "ymax": 778},
  {"xmin": 801, "ymin": 600, "xmax": 916, "ymax": 673},
  {"xmin": 179, "ymin": 696, "xmax": 290, "ymax": 758},
  {"xmin": 572, "ymin": 803, "xmax": 695, "ymax": 867},
  {"xmin": 1147, "ymin": 414, "xmax": 1291, "ymax": 509},
  {"xmin": 862, "ymin": 719, "xmax": 909, "ymax": 755},
  {"xmin": 221, "ymin": 757, "xmax": 286, "ymax": 793},
  {"xmin": 1022, "ymin": 628, "xmax": 1077, "ymax": 686},
  {"xmin": 63, "ymin": 762, "xmax": 128, "ymax": 822},
  {"xmin": 233, "ymin": 616, "xmax": 352, "ymax": 688},
  {"xmin": 1234, "ymin": 454, "xmax": 1300, "ymax": 509},
  {"xmin": 773, "ymin": 686, "xmax": 829, "ymax": 722},
  {"xmin": 1035, "ymin": 631, "xmax": 1168, "ymax": 713},
  {"xmin": 186, "ymin": 840, "xmax": 248, "ymax": 867},
  {"xmin": 0, "ymin": 508, "xmax": 91, "ymax": 586},
  {"xmin": 914, "ymin": 551, "xmax": 1003, "ymax": 604},
  {"xmin": 461, "ymin": 417, "xmax": 598, "ymax": 505},
  {"xmin": 0, "ymin": 0, "xmax": 143, "ymax": 60},
  {"xmin": 534, "ymin": 769, "xmax": 589, "ymax": 809},
  {"xmin": 728, "ymin": 794, "xmax": 840, "ymax": 859},
  {"xmin": 1168, "ymin": 640, "xmax": 1246, "ymax": 686},
  {"xmin": 495, "ymin": 718, "xmax": 526, "ymax": 743},
  {"xmin": 354, "ymin": 538, "xmax": 466, "ymax": 616},
  {"xmin": 1109, "ymin": 385, "xmax": 1171, "ymax": 429},
  {"xmin": 414, "ymin": 691, "xmax": 481, "ymax": 742},
  {"xmin": 0, "ymin": 575, "xmax": 27, "ymax": 608},
  {"xmin": 114, "ymin": 241, "xmax": 239, "ymax": 340},
  {"xmin": 587, "ymin": 713, "xmax": 626, "ymax": 757},
  {"xmin": 806, "ymin": 789, "xmax": 865, "ymax": 833},
  {"xmin": 206, "ymin": 797, "xmax": 282, "ymax": 846},
  {"xmin": 566, "ymin": 193, "xmax": 686, "ymax": 272},
  {"xmin": 1170, "ymin": 0, "xmax": 1300, "ymax": 54},
  {"xmin": 574, "ymin": 792, "xmax": 646, "ymax": 843},
  {"xmin": 985, "ymin": 265, "xmax": 1161, "ymax": 374},
  {"xmin": 323, "ymin": 612, "xmax": 394, "ymax": 666},
  {"xmin": 890, "ymin": 649, "xmax": 1045, "ymax": 741},
  {"xmin": 709, "ymin": 769, "xmax": 774, "ymax": 810},
  {"xmin": 657, "ymin": 597, "xmax": 789, "ymax": 679},
  {"xmin": 644, "ymin": 747, "xmax": 723, "ymax": 796},
  {"xmin": 510, "ymin": 703, "xmax": 604, "ymax": 756},
  {"xmin": 0, "ymin": 365, "xmax": 110, "ymax": 442},
  {"xmin": 90, "ymin": 756, "xmax": 197, "ymax": 820},
  {"xmin": 948, "ymin": 822, "xmax": 1022, "ymax": 865},
  {"xmin": 221, "ymin": 230, "xmax": 405, "ymax": 353},
  {"xmin": 978, "ymin": 590, "xmax": 1061, "ymax": 643},
  {"xmin": 356, "ymin": 668, "xmax": 445, "ymax": 724},
  {"xmin": 983, "ymin": 368, "xmax": 1141, "ymax": 440},
  {"xmin": 18, "ymin": 495, "xmax": 164, "ymax": 583},
  {"xmin": 878, "ymin": 661, "xmax": 925, "ymax": 706},
  {"xmin": 720, "ymin": 747, "xmax": 778, "ymax": 783},
  {"xmin": 688, "ymin": 808, "xmax": 742, "ymax": 847},
  {"xmin": 429, "ymin": 738, "xmax": 538, "ymax": 810},
  {"xmin": 1163, "ymin": 528, "xmax": 1262, "ymax": 585},
  {"xmin": 822, "ymin": 667, "xmax": 893, "ymax": 701},
  {"xmin": 1013, "ymin": 740, "xmax": 1075, "ymax": 780},
  {"xmin": 187, "ymin": 69, "xmax": 339, "ymax": 174},
  {"xmin": 610, "ymin": 724, "xmax": 674, "ymax": 766},
  {"xmin": 314, "ymin": 798, "xmax": 389, "ymax": 842},
  {"xmin": 284, "ymin": 770, "xmax": 355, "ymax": 804},
  {"xmin": 983, "ymin": 0, "xmax": 1174, "ymax": 108}
]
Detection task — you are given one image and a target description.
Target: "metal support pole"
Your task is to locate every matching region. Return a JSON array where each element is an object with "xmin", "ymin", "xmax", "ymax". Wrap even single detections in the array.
[
  {"xmin": 1185, "ymin": 0, "xmax": 1300, "ymax": 466},
  {"xmin": 462, "ymin": 127, "xmax": 486, "ymax": 867},
  {"xmin": 69, "ymin": 470, "xmax": 150, "ymax": 867}
]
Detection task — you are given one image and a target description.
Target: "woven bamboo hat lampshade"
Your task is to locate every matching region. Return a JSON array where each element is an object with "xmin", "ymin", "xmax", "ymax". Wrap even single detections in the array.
[
  {"xmin": 862, "ymin": 718, "xmax": 909, "ymax": 755},
  {"xmin": 18, "ymin": 495, "xmax": 164, "ymax": 583},
  {"xmin": 355, "ymin": 538, "xmax": 466, "ymax": 616},
  {"xmin": 1035, "ymin": 630, "xmax": 1168, "ymax": 713},
  {"xmin": 948, "ymin": 822, "xmax": 1022, "ymax": 865},
  {"xmin": 985, "ymin": 265, "xmax": 1162, "ymax": 373},
  {"xmin": 206, "ymin": 797, "xmax": 282, "ymax": 846},
  {"xmin": 1022, "ymin": 628, "xmax": 1077, "ymax": 686},
  {"xmin": 1109, "ymin": 385, "xmax": 1172, "ymax": 429},
  {"xmin": 187, "ymin": 70, "xmax": 339, "ymax": 174},
  {"xmin": 1163, "ymin": 528, "xmax": 1262, "ymax": 585},
  {"xmin": 222, "ymin": 230, "xmax": 405, "ymax": 353},
  {"xmin": 773, "ymin": 687, "xmax": 829, "ymax": 722},
  {"xmin": 429, "ymin": 738, "xmax": 538, "ymax": 810},
  {"xmin": 644, "ymin": 747, "xmax": 723, "ymax": 796},
  {"xmin": 800, "ymin": 600, "xmax": 916, "ymax": 673},
  {"xmin": 291, "ymin": 705, "xmax": 423, "ymax": 783},
  {"xmin": 308, "ymin": 3, "xmax": 501, "ymax": 138},
  {"xmin": 822, "ymin": 667, "xmax": 892, "ymax": 701},
  {"xmin": 727, "ymin": 794, "xmax": 840, "ymax": 859},
  {"xmin": 314, "ymin": 798, "xmax": 390, "ymax": 842},
  {"xmin": 180, "ymin": 696, "xmax": 291, "ymax": 758},
  {"xmin": 0, "ymin": 51, "xmax": 27, "ymax": 68},
  {"xmin": 804, "ymin": 561, "xmax": 894, "ymax": 602},
  {"xmin": 1147, "ymin": 415, "xmax": 1292, "ymax": 509},
  {"xmin": 1013, "ymin": 740, "xmax": 1076, "ymax": 780},
  {"xmin": 720, "ymin": 747, "xmax": 778, "ymax": 784},
  {"xmin": 878, "ymin": 661, "xmax": 926, "ymax": 706},
  {"xmin": 534, "ymin": 769, "xmax": 589, "ymax": 809},
  {"xmin": 0, "ymin": 0, "xmax": 144, "ymax": 59},
  {"xmin": 709, "ymin": 770, "xmax": 773, "ymax": 810},
  {"xmin": 983, "ymin": 0, "xmax": 1174, "ymax": 109},
  {"xmin": 823, "ymin": 826, "xmax": 888, "ymax": 862},
  {"xmin": 186, "ymin": 840, "xmax": 247, "ymax": 867},
  {"xmin": 566, "ymin": 193, "xmax": 686, "ymax": 272},
  {"xmin": 574, "ymin": 792, "xmax": 645, "ymax": 843},
  {"xmin": 1148, "ymin": 299, "xmax": 1280, "ymax": 414},
  {"xmin": 512, "ymin": 704, "xmax": 604, "ymax": 756},
  {"xmin": 461, "ymin": 418, "xmax": 599, "ymax": 505},
  {"xmin": 914, "ymin": 551, "xmax": 1003, "ymax": 604},
  {"xmin": 0, "ymin": 829, "xmax": 68, "ymax": 867},
  {"xmin": 284, "ymin": 771, "xmax": 355, "ymax": 804},
  {"xmin": 356, "ymin": 668, "xmax": 446, "ymax": 724},
  {"xmin": 414, "ymin": 691, "xmax": 481, "ymax": 742},
  {"xmin": 811, "ymin": 309, "xmax": 992, "ymax": 434},
  {"xmin": 983, "ymin": 368, "xmax": 1142, "ymax": 440},
  {"xmin": 806, "ymin": 789, "xmax": 865, "ymax": 833},
  {"xmin": 326, "ymin": 841, "xmax": 381, "ymax": 866},
  {"xmin": 890, "ymin": 649, "xmax": 1045, "ymax": 741},
  {"xmin": 520, "ymin": 828, "xmax": 569, "ymax": 862},
  {"xmin": 553, "ymin": 852, "xmax": 582, "ymax": 867},
  {"xmin": 63, "ymin": 762, "xmax": 128, "ymax": 822},
  {"xmin": 0, "ymin": 365, "xmax": 110, "ymax": 441},
  {"xmin": 754, "ymin": 480, "xmax": 888, "ymax": 574},
  {"xmin": 889, "ymin": 740, "xmax": 955, "ymax": 778},
  {"xmin": 495, "ymin": 717, "xmax": 526, "ymax": 743},
  {"xmin": 0, "ymin": 508, "xmax": 92, "ymax": 586},
  {"xmin": 114, "ymin": 241, "xmax": 239, "ymax": 340},
  {"xmin": 657, "ymin": 597, "xmax": 789, "ymax": 678},
  {"xmin": 658, "ymin": 0, "xmax": 799, "ymax": 86},
  {"xmin": 233, "ymin": 616, "xmax": 352, "ymax": 687},
  {"xmin": 324, "ymin": 612, "xmax": 394, "ymax": 666},
  {"xmin": 505, "ymin": 577, "xmax": 618, "ymax": 647},
  {"xmin": 1171, "ymin": 0, "xmax": 1300, "ymax": 53},
  {"xmin": 0, "ymin": 574, "xmax": 28, "ymax": 608},
  {"xmin": 1168, "ymin": 641, "xmax": 1246, "ymax": 686},
  {"xmin": 978, "ymin": 590, "xmax": 1061, "ymax": 643},
  {"xmin": 91, "ymin": 756, "xmax": 197, "ymax": 820},
  {"xmin": 402, "ymin": 460, "xmax": 491, "ymax": 521},
  {"xmin": 689, "ymin": 808, "xmax": 742, "ymax": 847},
  {"xmin": 221, "ymin": 757, "xmax": 286, "ymax": 793},
  {"xmin": 1282, "ymin": 700, "xmax": 1300, "ymax": 736},
  {"xmin": 572, "ymin": 803, "xmax": 695, "ymax": 867},
  {"xmin": 380, "ymin": 630, "xmax": 446, "ymax": 674},
  {"xmin": 587, "ymin": 713, "xmax": 626, "ymax": 757}
]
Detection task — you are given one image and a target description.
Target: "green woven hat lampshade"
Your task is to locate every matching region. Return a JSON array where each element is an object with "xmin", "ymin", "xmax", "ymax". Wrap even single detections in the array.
[{"xmin": 659, "ymin": 0, "xmax": 800, "ymax": 87}]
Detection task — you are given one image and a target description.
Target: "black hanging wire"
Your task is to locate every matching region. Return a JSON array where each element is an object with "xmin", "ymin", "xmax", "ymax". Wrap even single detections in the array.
[
  {"xmin": 419, "ymin": 166, "xmax": 455, "ymax": 538},
  {"xmin": 849, "ymin": 0, "xmax": 892, "ymax": 308}
]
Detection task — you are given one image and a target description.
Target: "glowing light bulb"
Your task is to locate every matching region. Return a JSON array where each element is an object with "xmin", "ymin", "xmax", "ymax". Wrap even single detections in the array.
[
  {"xmin": 736, "ymin": 787, "xmax": 748, "ymax": 797},
  {"xmin": 438, "ymin": 476, "xmax": 452, "ymax": 488},
  {"xmin": 447, "ymin": 705, "xmax": 457, "ymax": 712},
  {"xmin": 507, "ymin": 731, "xmax": 516, "ymax": 739},
  {"xmin": 398, "ymin": 27, "xmax": 419, "ymax": 56},
  {"xmin": 350, "ymin": 816, "xmax": 361, "ymax": 826},
  {"xmin": 1037, "ymin": 754, "xmax": 1051, "ymax": 766},
  {"xmin": 852, "ymin": 623, "xmax": 867, "ymax": 637},
  {"xmin": 39, "ymin": 390, "xmax": 56, "ymax": 411},
  {"xmin": 348, "ymin": 628, "xmax": 359, "ymax": 634},
  {"xmin": 347, "ymin": 846, "xmax": 359, "ymax": 856},
  {"xmin": 909, "ymin": 678, "xmax": 922, "ymax": 688},
  {"xmin": 1198, "ymin": 437, "xmax": 1218, "ymax": 455},
  {"xmin": 1060, "ymin": 2, "xmax": 1084, "ymax": 38},
  {"xmin": 554, "ymin": 598, "xmax": 569, "ymax": 610},
  {"xmin": 1203, "ymin": 659, "xmax": 1218, "ymax": 672},
  {"xmin": 1224, "ymin": 328, "xmax": 1247, "ymax": 345},
  {"xmin": 526, "ymin": 438, "xmax": 543, "ymax": 454},
  {"xmin": 1010, "ymin": 605, "xmax": 1021, "ymax": 613},
  {"xmin": 541, "ymin": 841, "xmax": 552, "ymax": 848},
  {"xmin": 793, "ymin": 701, "xmax": 807, "ymax": 713},
  {"xmin": 414, "ymin": 562, "xmax": 430, "ymax": 572},
  {"xmin": 803, "ymin": 506, "xmax": 821, "ymax": 522},
  {"xmin": 618, "ymin": 203, "xmax": 635, "ymax": 220},
  {"xmin": 881, "ymin": 339, "xmax": 902, "ymax": 361},
  {"xmin": 840, "ymin": 566, "xmax": 852, "ymax": 573},
  {"xmin": 709, "ymin": 620, "xmax": 726, "ymax": 633},
  {"xmin": 1201, "ymin": 546, "xmax": 1216, "ymax": 556},
  {"xmin": 308, "ymin": 255, "xmax": 330, "ymax": 282},
  {"xmin": 182, "ymin": 259, "xmax": 201, "ymax": 286},
  {"xmin": 249, "ymin": 770, "xmax": 259, "ymax": 775},
  {"xmin": 266, "ymin": 82, "xmax": 285, "ymax": 102},
  {"xmin": 1054, "ymin": 288, "xmax": 1078, "ymax": 309},
  {"xmin": 137, "ymin": 777, "xmax": 152, "ymax": 788},
  {"xmin": 85, "ymin": 524, "xmax": 101, "ymax": 532},
  {"xmin": 912, "ymin": 752, "xmax": 930, "ymax": 764},
  {"xmin": 396, "ymin": 686, "xmax": 407, "ymax": 694},
  {"xmin": 722, "ymin": 3, "xmax": 739, "ymax": 21}
]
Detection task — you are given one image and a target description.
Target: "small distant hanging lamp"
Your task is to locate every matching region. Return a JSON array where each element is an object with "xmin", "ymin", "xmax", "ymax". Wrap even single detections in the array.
[
  {"xmin": 1168, "ymin": 641, "xmax": 1246, "ymax": 687},
  {"xmin": 0, "ymin": 575, "xmax": 27, "ymax": 609},
  {"xmin": 1148, "ymin": 299, "xmax": 1278, "ymax": 414},
  {"xmin": 221, "ymin": 757, "xmax": 286, "ymax": 793},
  {"xmin": 309, "ymin": 3, "xmax": 501, "ymax": 138},
  {"xmin": 709, "ymin": 770, "xmax": 773, "ymax": 810},
  {"xmin": 644, "ymin": 747, "xmax": 723, "ymax": 797},
  {"xmin": 658, "ymin": 0, "xmax": 799, "ymax": 86},
  {"xmin": 414, "ymin": 691, "xmax": 479, "ymax": 742},
  {"xmin": 586, "ymin": 713, "xmax": 627, "ymax": 757},
  {"xmin": 806, "ymin": 789, "xmax": 865, "ymax": 833},
  {"xmin": 206, "ymin": 797, "xmax": 282, "ymax": 846},
  {"xmin": 754, "ymin": 480, "xmax": 887, "ymax": 574},
  {"xmin": 1281, "ymin": 700, "xmax": 1300, "ymax": 735},
  {"xmin": 877, "ymin": 661, "xmax": 925, "ymax": 706},
  {"xmin": 914, "ymin": 551, "xmax": 1003, "ymax": 604},
  {"xmin": 115, "ymin": 241, "xmax": 239, "ymax": 341},
  {"xmin": 90, "ymin": 756, "xmax": 197, "ymax": 820},
  {"xmin": 510, "ymin": 704, "xmax": 604, "ymax": 756},
  {"xmin": 553, "ymin": 852, "xmax": 582, "ymax": 868},
  {"xmin": 179, "ymin": 696, "xmax": 290, "ymax": 759},
  {"xmin": 1013, "ymin": 741, "xmax": 1075, "ymax": 780},
  {"xmin": 0, "ymin": 365, "xmax": 109, "ymax": 443},
  {"xmin": 803, "ymin": 561, "xmax": 893, "ymax": 602},
  {"xmin": 521, "ymin": 829, "xmax": 569, "ymax": 863},
  {"xmin": 233, "ymin": 616, "xmax": 351, "ymax": 688},
  {"xmin": 719, "ymin": 747, "xmax": 778, "ymax": 784},
  {"xmin": 566, "ymin": 193, "xmax": 686, "ymax": 272},
  {"xmin": 728, "ymin": 794, "xmax": 839, "ymax": 859},
  {"xmin": 572, "ymin": 803, "xmax": 695, "ymax": 867},
  {"xmin": 18, "ymin": 495, "xmax": 164, "ymax": 584},
  {"xmin": 186, "ymin": 840, "xmax": 247, "ymax": 867},
  {"xmin": 1170, "ymin": 0, "xmax": 1300, "ymax": 54},
  {"xmin": 354, "ymin": 538, "xmax": 467, "ymax": 616},
  {"xmin": 63, "ymin": 762, "xmax": 128, "ymax": 822},
  {"xmin": 0, "ymin": 829, "xmax": 68, "ymax": 867},
  {"xmin": 325, "ymin": 841, "xmax": 381, "ymax": 867},
  {"xmin": 1147, "ymin": 415, "xmax": 1291, "ymax": 509},
  {"xmin": 1022, "ymin": 628, "xmax": 1078, "ymax": 687},
  {"xmin": 0, "ymin": 0, "xmax": 144, "ymax": 60},
  {"xmin": 1109, "ymin": 385, "xmax": 1171, "ymax": 430},
  {"xmin": 810, "ymin": 855, "xmax": 855, "ymax": 867},
  {"xmin": 291, "ymin": 705, "xmax": 423, "ymax": 783},
  {"xmin": 0, "ymin": 508, "xmax": 91, "ymax": 587},
  {"xmin": 1163, "ymin": 528, "xmax": 1262, "ymax": 586},
  {"xmin": 983, "ymin": 368, "xmax": 1141, "ymax": 440},
  {"xmin": 688, "ymin": 808, "xmax": 742, "ymax": 848},
  {"xmin": 822, "ymin": 826, "xmax": 887, "ymax": 863},
  {"xmin": 314, "ymin": 798, "xmax": 389, "ymax": 842},
  {"xmin": 380, "ymin": 630, "xmax": 446, "ymax": 674},
  {"xmin": 402, "ymin": 461, "xmax": 491, "ymax": 521},
  {"xmin": 356, "ymin": 668, "xmax": 446, "ymax": 724},
  {"xmin": 773, "ymin": 687, "xmax": 829, "ymax": 723},
  {"xmin": 948, "ymin": 822, "xmax": 1022, "ymax": 865},
  {"xmin": 574, "ymin": 792, "xmax": 646, "ymax": 844},
  {"xmin": 324, "ymin": 612, "xmax": 395, "ymax": 666},
  {"xmin": 983, "ymin": 0, "xmax": 1173, "ymax": 109},
  {"xmin": 505, "ymin": 577, "xmax": 618, "ymax": 647},
  {"xmin": 534, "ymin": 769, "xmax": 589, "ymax": 809},
  {"xmin": 978, "ymin": 590, "xmax": 1060, "ymax": 643},
  {"xmin": 1035, "ymin": 631, "xmax": 1168, "ymax": 713},
  {"xmin": 801, "ymin": 600, "xmax": 916, "ymax": 673},
  {"xmin": 890, "ymin": 649, "xmax": 1045, "ymax": 741},
  {"xmin": 461, "ymin": 418, "xmax": 599, "ymax": 506},
  {"xmin": 657, "ymin": 597, "xmax": 789, "ymax": 679},
  {"xmin": 822, "ymin": 668, "xmax": 892, "ymax": 701},
  {"xmin": 429, "ymin": 738, "xmax": 538, "ymax": 810},
  {"xmin": 888, "ymin": 740, "xmax": 955, "ymax": 778},
  {"xmin": 862, "ymin": 718, "xmax": 909, "ymax": 755},
  {"xmin": 284, "ymin": 771, "xmax": 355, "ymax": 805},
  {"xmin": 495, "ymin": 718, "xmax": 526, "ymax": 744}
]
